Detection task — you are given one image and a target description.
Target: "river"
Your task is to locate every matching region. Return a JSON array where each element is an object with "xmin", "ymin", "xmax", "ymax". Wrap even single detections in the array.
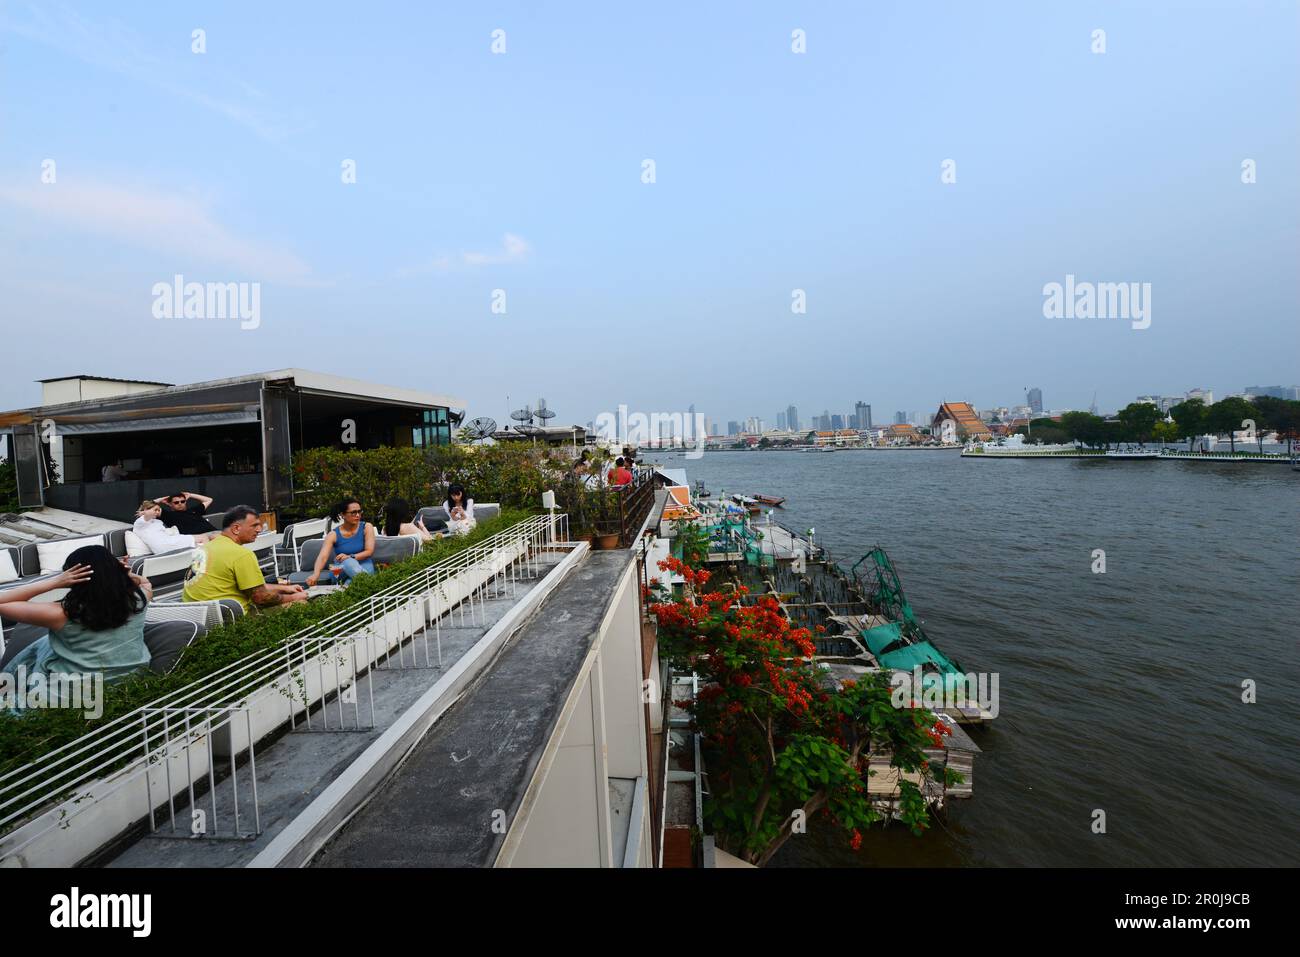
[{"xmin": 659, "ymin": 448, "xmax": 1299, "ymax": 867}]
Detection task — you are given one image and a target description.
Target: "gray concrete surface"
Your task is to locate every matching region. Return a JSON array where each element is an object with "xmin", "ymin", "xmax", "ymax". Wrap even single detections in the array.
[{"xmin": 311, "ymin": 549, "xmax": 634, "ymax": 868}]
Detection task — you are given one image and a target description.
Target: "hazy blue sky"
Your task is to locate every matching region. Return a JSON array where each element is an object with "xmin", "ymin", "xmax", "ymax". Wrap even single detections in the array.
[{"xmin": 1, "ymin": 0, "xmax": 1296, "ymax": 428}]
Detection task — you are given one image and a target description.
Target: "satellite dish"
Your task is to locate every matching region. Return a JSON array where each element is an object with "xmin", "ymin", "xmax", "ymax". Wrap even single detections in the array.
[
  {"xmin": 514, "ymin": 424, "xmax": 544, "ymax": 436},
  {"xmin": 465, "ymin": 417, "xmax": 497, "ymax": 442},
  {"xmin": 510, "ymin": 406, "xmax": 534, "ymax": 426},
  {"xmin": 535, "ymin": 398, "xmax": 556, "ymax": 423}
]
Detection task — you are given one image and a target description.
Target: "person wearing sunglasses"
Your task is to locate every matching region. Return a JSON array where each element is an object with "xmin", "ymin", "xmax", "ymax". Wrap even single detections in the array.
[
  {"xmin": 306, "ymin": 498, "xmax": 376, "ymax": 586},
  {"xmin": 158, "ymin": 491, "xmax": 218, "ymax": 536}
]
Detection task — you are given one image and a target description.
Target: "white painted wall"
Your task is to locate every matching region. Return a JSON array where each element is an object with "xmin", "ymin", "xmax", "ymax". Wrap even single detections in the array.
[
  {"xmin": 41, "ymin": 378, "xmax": 167, "ymax": 406},
  {"xmin": 503, "ymin": 556, "xmax": 652, "ymax": 867}
]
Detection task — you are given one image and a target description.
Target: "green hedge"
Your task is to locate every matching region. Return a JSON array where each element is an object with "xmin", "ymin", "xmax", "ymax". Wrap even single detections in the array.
[
  {"xmin": 288, "ymin": 443, "xmax": 616, "ymax": 534},
  {"xmin": 0, "ymin": 509, "xmax": 531, "ymax": 779}
]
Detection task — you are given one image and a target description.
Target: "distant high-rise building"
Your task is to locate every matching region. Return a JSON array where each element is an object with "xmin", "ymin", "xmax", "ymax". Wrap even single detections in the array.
[
  {"xmin": 1027, "ymin": 388, "xmax": 1043, "ymax": 415},
  {"xmin": 853, "ymin": 401, "xmax": 872, "ymax": 431},
  {"xmin": 894, "ymin": 411, "xmax": 908, "ymax": 425},
  {"xmin": 776, "ymin": 412, "xmax": 787, "ymax": 430},
  {"xmin": 786, "ymin": 405, "xmax": 799, "ymax": 433},
  {"xmin": 1136, "ymin": 394, "xmax": 1178, "ymax": 414},
  {"xmin": 830, "ymin": 414, "xmax": 844, "ymax": 430},
  {"xmin": 745, "ymin": 416, "xmax": 763, "ymax": 434},
  {"xmin": 1246, "ymin": 385, "xmax": 1300, "ymax": 400},
  {"xmin": 1186, "ymin": 387, "xmax": 1214, "ymax": 405},
  {"xmin": 727, "ymin": 420, "xmax": 741, "ymax": 436}
]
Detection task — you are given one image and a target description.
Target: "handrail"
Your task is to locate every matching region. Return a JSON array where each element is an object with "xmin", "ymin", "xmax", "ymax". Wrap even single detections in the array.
[{"xmin": 0, "ymin": 513, "xmax": 566, "ymax": 838}]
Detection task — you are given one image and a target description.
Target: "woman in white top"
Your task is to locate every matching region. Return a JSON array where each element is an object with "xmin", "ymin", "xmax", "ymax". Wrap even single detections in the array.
[
  {"xmin": 443, "ymin": 483, "xmax": 476, "ymax": 537},
  {"xmin": 133, "ymin": 500, "xmax": 215, "ymax": 554}
]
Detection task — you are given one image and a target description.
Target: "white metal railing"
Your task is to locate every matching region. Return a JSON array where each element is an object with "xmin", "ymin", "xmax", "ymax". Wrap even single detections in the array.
[
  {"xmin": 0, "ymin": 513, "xmax": 569, "ymax": 852},
  {"xmin": 141, "ymin": 706, "xmax": 260, "ymax": 841}
]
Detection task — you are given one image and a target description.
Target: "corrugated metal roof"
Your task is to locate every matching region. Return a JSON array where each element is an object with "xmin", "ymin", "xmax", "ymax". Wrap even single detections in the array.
[{"xmin": 2, "ymin": 368, "xmax": 464, "ymax": 419}]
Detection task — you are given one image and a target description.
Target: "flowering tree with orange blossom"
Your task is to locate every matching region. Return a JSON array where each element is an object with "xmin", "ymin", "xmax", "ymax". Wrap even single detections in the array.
[{"xmin": 650, "ymin": 522, "xmax": 958, "ymax": 866}]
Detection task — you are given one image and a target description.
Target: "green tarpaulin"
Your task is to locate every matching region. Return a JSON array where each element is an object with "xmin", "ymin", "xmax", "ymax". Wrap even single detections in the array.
[
  {"xmin": 877, "ymin": 640, "xmax": 961, "ymax": 674},
  {"xmin": 861, "ymin": 622, "xmax": 904, "ymax": 657}
]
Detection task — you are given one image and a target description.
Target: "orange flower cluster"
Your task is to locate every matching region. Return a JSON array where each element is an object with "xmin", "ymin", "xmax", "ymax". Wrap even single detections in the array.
[
  {"xmin": 657, "ymin": 555, "xmax": 711, "ymax": 588},
  {"xmin": 762, "ymin": 659, "xmax": 814, "ymax": 714},
  {"xmin": 926, "ymin": 719, "xmax": 953, "ymax": 749}
]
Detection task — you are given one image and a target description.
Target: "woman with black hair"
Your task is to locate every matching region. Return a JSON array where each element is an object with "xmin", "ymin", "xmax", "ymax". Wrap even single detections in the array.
[
  {"xmin": 383, "ymin": 498, "xmax": 432, "ymax": 542},
  {"xmin": 443, "ymin": 483, "xmax": 476, "ymax": 536},
  {"xmin": 0, "ymin": 545, "xmax": 152, "ymax": 700},
  {"xmin": 305, "ymin": 498, "xmax": 377, "ymax": 586}
]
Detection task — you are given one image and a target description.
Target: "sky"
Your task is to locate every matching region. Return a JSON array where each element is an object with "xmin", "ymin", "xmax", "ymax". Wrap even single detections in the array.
[{"xmin": 0, "ymin": 0, "xmax": 1296, "ymax": 430}]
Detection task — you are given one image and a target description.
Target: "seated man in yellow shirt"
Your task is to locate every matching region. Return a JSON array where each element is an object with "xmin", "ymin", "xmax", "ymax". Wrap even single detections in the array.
[{"xmin": 183, "ymin": 505, "xmax": 308, "ymax": 611}]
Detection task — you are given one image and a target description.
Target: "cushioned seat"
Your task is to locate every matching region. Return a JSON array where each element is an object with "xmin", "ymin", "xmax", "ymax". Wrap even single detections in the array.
[
  {"xmin": 144, "ymin": 619, "xmax": 201, "ymax": 674},
  {"xmin": 0, "ymin": 620, "xmax": 200, "ymax": 676},
  {"xmin": 413, "ymin": 508, "xmax": 449, "ymax": 534},
  {"xmin": 0, "ymin": 545, "xmax": 23, "ymax": 586},
  {"xmin": 0, "ymin": 619, "xmax": 47, "ymax": 669},
  {"xmin": 413, "ymin": 503, "xmax": 499, "ymax": 533},
  {"xmin": 285, "ymin": 534, "xmax": 420, "ymax": 584},
  {"xmin": 19, "ymin": 534, "xmax": 107, "ymax": 578}
]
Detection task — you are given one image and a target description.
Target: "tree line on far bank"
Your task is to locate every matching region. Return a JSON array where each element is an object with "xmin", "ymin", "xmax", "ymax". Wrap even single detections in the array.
[{"xmin": 1012, "ymin": 396, "xmax": 1300, "ymax": 452}]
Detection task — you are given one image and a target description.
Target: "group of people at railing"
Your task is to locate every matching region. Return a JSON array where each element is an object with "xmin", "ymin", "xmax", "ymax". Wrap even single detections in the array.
[
  {"xmin": 0, "ymin": 483, "xmax": 480, "ymax": 712},
  {"xmin": 569, "ymin": 446, "xmax": 645, "ymax": 488}
]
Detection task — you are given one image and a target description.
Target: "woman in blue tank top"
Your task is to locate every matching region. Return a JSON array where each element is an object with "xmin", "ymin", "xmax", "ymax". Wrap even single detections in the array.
[{"xmin": 306, "ymin": 498, "xmax": 376, "ymax": 585}]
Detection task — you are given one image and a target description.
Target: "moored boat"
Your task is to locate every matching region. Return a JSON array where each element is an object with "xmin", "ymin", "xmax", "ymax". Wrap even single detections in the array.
[{"xmin": 752, "ymin": 494, "xmax": 785, "ymax": 507}]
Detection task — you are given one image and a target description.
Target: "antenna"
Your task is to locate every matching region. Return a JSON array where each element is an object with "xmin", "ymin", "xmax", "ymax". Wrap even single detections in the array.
[
  {"xmin": 510, "ymin": 405, "xmax": 535, "ymax": 430},
  {"xmin": 464, "ymin": 417, "xmax": 497, "ymax": 443},
  {"xmin": 514, "ymin": 422, "xmax": 544, "ymax": 447}
]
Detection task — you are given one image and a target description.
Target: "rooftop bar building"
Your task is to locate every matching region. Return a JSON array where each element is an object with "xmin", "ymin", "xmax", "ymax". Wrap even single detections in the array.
[{"xmin": 0, "ymin": 370, "xmax": 462, "ymax": 519}]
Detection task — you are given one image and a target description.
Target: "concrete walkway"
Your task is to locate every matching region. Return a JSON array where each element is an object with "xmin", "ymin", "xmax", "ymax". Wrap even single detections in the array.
[{"xmin": 311, "ymin": 550, "xmax": 632, "ymax": 868}]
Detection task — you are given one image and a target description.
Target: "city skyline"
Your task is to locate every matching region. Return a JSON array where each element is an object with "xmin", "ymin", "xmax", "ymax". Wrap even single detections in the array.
[{"xmin": 630, "ymin": 381, "xmax": 1298, "ymax": 435}]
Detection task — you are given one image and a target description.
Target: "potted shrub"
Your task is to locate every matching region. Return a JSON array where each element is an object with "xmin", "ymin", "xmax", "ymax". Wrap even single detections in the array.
[{"xmin": 586, "ymin": 484, "xmax": 622, "ymax": 549}]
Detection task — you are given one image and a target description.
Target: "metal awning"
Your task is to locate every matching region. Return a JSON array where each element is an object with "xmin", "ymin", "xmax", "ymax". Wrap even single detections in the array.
[{"xmin": 52, "ymin": 408, "xmax": 260, "ymax": 435}]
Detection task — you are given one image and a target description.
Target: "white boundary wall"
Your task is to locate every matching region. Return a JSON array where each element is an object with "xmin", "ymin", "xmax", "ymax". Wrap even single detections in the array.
[{"xmin": 497, "ymin": 553, "xmax": 653, "ymax": 867}]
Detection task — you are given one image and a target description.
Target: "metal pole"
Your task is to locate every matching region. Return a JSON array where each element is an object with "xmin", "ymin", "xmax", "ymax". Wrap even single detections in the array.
[
  {"xmin": 141, "ymin": 714, "xmax": 155, "ymax": 833},
  {"xmin": 246, "ymin": 710, "xmax": 261, "ymax": 836}
]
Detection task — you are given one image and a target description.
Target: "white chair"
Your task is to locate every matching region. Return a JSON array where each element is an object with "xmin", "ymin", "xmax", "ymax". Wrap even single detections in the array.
[
  {"xmin": 274, "ymin": 517, "xmax": 331, "ymax": 575},
  {"xmin": 245, "ymin": 531, "xmax": 282, "ymax": 576},
  {"xmin": 146, "ymin": 599, "xmax": 240, "ymax": 636}
]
